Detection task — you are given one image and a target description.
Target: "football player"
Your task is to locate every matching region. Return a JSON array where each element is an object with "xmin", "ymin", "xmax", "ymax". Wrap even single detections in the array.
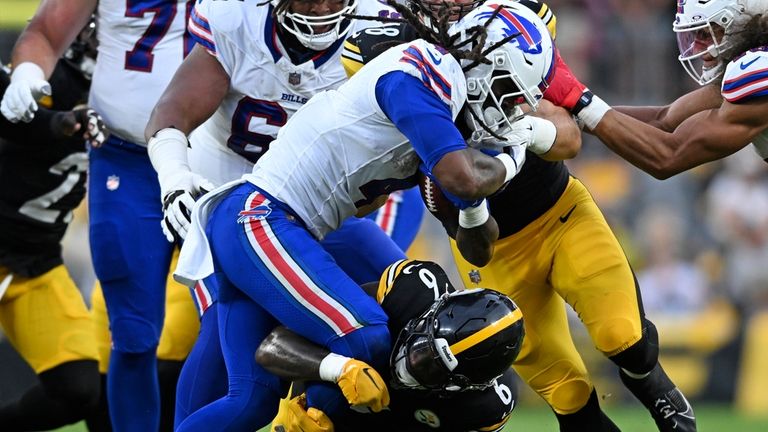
[
  {"xmin": 171, "ymin": 3, "xmax": 557, "ymax": 430},
  {"xmin": 0, "ymin": 30, "xmax": 106, "ymax": 430},
  {"xmin": 0, "ymin": 0, "xmax": 207, "ymax": 428},
  {"xmin": 348, "ymin": 1, "xmax": 697, "ymax": 431},
  {"xmin": 259, "ymin": 260, "xmax": 524, "ymax": 432},
  {"xmin": 550, "ymin": 0, "xmax": 768, "ymax": 178},
  {"xmin": 142, "ymin": 0, "xmax": 414, "ymax": 427}
]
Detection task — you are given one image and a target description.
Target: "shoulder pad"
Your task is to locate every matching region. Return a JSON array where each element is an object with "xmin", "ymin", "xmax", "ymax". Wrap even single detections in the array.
[
  {"xmin": 722, "ymin": 47, "xmax": 768, "ymax": 104},
  {"xmin": 342, "ymin": 23, "xmax": 414, "ymax": 78}
]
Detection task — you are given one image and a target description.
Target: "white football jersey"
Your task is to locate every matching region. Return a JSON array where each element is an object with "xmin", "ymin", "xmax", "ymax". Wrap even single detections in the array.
[
  {"xmin": 186, "ymin": 0, "xmax": 397, "ymax": 186},
  {"xmin": 720, "ymin": 48, "xmax": 768, "ymax": 153},
  {"xmin": 245, "ymin": 39, "xmax": 467, "ymax": 239},
  {"xmin": 90, "ymin": 0, "xmax": 190, "ymax": 145}
]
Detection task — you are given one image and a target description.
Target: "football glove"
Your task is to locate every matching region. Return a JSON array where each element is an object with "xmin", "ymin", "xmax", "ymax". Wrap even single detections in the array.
[
  {"xmin": 75, "ymin": 108, "xmax": 107, "ymax": 148},
  {"xmin": 160, "ymin": 171, "xmax": 213, "ymax": 244},
  {"xmin": 502, "ymin": 116, "xmax": 557, "ymax": 155},
  {"xmin": 1, "ymin": 62, "xmax": 52, "ymax": 123},
  {"xmin": 336, "ymin": 359, "xmax": 390, "ymax": 413},
  {"xmin": 272, "ymin": 395, "xmax": 334, "ymax": 432}
]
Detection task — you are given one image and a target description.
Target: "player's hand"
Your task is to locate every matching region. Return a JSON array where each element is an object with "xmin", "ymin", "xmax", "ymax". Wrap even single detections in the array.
[
  {"xmin": 160, "ymin": 172, "xmax": 214, "ymax": 244},
  {"xmin": 543, "ymin": 49, "xmax": 588, "ymax": 111},
  {"xmin": 274, "ymin": 395, "xmax": 335, "ymax": 432},
  {"xmin": 336, "ymin": 359, "xmax": 390, "ymax": 413},
  {"xmin": 74, "ymin": 108, "xmax": 108, "ymax": 148},
  {"xmin": 1, "ymin": 62, "xmax": 52, "ymax": 123},
  {"xmin": 501, "ymin": 116, "xmax": 557, "ymax": 155}
]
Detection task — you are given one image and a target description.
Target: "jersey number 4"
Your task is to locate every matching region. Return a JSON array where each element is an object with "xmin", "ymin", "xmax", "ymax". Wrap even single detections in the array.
[{"xmin": 124, "ymin": 0, "xmax": 195, "ymax": 72}]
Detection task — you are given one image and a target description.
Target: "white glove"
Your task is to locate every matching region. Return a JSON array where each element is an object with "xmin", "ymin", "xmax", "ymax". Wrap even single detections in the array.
[
  {"xmin": 148, "ymin": 128, "xmax": 214, "ymax": 244},
  {"xmin": 160, "ymin": 171, "xmax": 214, "ymax": 243},
  {"xmin": 502, "ymin": 116, "xmax": 558, "ymax": 155},
  {"xmin": 1, "ymin": 62, "xmax": 52, "ymax": 123}
]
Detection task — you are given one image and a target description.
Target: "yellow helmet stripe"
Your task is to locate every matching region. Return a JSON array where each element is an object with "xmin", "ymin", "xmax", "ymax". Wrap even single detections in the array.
[
  {"xmin": 449, "ymin": 308, "xmax": 523, "ymax": 355},
  {"xmin": 376, "ymin": 259, "xmax": 411, "ymax": 304},
  {"xmin": 477, "ymin": 413, "xmax": 511, "ymax": 432}
]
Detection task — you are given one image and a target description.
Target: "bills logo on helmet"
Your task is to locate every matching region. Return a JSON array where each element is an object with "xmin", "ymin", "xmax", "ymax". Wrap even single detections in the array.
[
  {"xmin": 479, "ymin": 4, "xmax": 544, "ymax": 55},
  {"xmin": 677, "ymin": 0, "xmax": 686, "ymax": 13}
]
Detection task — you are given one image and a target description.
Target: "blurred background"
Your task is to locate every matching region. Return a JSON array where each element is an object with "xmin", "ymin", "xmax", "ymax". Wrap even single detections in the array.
[{"xmin": 1, "ymin": 0, "xmax": 768, "ymax": 430}]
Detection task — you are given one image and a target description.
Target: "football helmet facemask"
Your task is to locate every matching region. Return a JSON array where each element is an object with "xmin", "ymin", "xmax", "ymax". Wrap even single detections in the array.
[
  {"xmin": 452, "ymin": 1, "xmax": 555, "ymax": 143},
  {"xmin": 271, "ymin": 0, "xmax": 358, "ymax": 51},
  {"xmin": 390, "ymin": 288, "xmax": 524, "ymax": 393},
  {"xmin": 673, "ymin": 0, "xmax": 763, "ymax": 85}
]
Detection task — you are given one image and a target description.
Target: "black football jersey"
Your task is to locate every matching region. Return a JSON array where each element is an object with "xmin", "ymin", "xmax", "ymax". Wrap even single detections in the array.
[
  {"xmin": 333, "ymin": 260, "xmax": 517, "ymax": 432},
  {"xmin": 0, "ymin": 59, "xmax": 90, "ymax": 277}
]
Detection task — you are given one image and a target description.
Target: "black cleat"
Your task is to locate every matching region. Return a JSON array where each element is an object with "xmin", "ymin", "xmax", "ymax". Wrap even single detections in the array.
[{"xmin": 648, "ymin": 387, "xmax": 696, "ymax": 432}]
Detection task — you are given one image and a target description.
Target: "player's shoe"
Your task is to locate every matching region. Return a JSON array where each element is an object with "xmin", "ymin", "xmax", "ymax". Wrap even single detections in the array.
[
  {"xmin": 620, "ymin": 364, "xmax": 697, "ymax": 432},
  {"xmin": 647, "ymin": 387, "xmax": 696, "ymax": 432}
]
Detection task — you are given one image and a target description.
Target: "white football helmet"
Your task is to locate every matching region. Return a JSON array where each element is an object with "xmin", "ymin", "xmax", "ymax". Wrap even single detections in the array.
[
  {"xmin": 451, "ymin": 1, "xmax": 554, "ymax": 143},
  {"xmin": 673, "ymin": 0, "xmax": 763, "ymax": 85},
  {"xmin": 271, "ymin": 0, "xmax": 358, "ymax": 51}
]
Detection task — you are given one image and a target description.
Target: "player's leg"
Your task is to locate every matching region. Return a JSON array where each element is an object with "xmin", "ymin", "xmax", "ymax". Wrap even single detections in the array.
[
  {"xmin": 210, "ymin": 185, "xmax": 391, "ymax": 416},
  {"xmin": 321, "ymin": 216, "xmax": 407, "ymax": 285},
  {"xmin": 551, "ymin": 178, "xmax": 695, "ymax": 432},
  {"xmin": 450, "ymin": 190, "xmax": 620, "ymax": 431},
  {"xmin": 173, "ymin": 277, "xmax": 227, "ymax": 428},
  {"xmin": 175, "ymin": 280, "xmax": 285, "ymax": 432},
  {"xmin": 88, "ymin": 137, "xmax": 173, "ymax": 431},
  {"xmin": 156, "ymin": 250, "xmax": 201, "ymax": 431},
  {"xmin": 364, "ymin": 187, "xmax": 424, "ymax": 252},
  {"xmin": 85, "ymin": 282, "xmax": 112, "ymax": 432},
  {"xmin": 0, "ymin": 265, "xmax": 100, "ymax": 430}
]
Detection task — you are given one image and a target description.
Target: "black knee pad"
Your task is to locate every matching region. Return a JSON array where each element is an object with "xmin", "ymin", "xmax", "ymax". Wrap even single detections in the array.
[
  {"xmin": 39, "ymin": 360, "xmax": 100, "ymax": 413},
  {"xmin": 608, "ymin": 318, "xmax": 659, "ymax": 375}
]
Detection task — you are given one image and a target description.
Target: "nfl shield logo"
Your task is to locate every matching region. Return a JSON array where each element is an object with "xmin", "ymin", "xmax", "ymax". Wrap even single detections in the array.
[
  {"xmin": 106, "ymin": 175, "xmax": 120, "ymax": 191},
  {"xmin": 288, "ymin": 72, "xmax": 301, "ymax": 86},
  {"xmin": 468, "ymin": 269, "xmax": 482, "ymax": 284}
]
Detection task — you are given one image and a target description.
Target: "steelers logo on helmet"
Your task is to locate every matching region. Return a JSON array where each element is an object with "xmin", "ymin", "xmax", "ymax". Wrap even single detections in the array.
[
  {"xmin": 270, "ymin": 0, "xmax": 358, "ymax": 51},
  {"xmin": 390, "ymin": 288, "xmax": 524, "ymax": 393},
  {"xmin": 451, "ymin": 1, "xmax": 555, "ymax": 144}
]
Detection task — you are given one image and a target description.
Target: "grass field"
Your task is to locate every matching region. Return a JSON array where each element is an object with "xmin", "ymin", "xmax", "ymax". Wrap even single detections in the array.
[{"xmin": 52, "ymin": 404, "xmax": 768, "ymax": 431}]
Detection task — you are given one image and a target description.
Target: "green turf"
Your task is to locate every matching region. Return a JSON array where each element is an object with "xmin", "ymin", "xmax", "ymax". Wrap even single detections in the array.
[{"xmin": 51, "ymin": 404, "xmax": 768, "ymax": 431}]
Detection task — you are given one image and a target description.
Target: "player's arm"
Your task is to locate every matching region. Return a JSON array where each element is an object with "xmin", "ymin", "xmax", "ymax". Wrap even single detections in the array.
[
  {"xmin": 256, "ymin": 326, "xmax": 390, "ymax": 412},
  {"xmin": 0, "ymin": 71, "xmax": 104, "ymax": 145},
  {"xmin": 1, "ymin": 0, "xmax": 96, "ymax": 122},
  {"xmin": 11, "ymin": 0, "xmax": 96, "ymax": 76},
  {"xmin": 613, "ymin": 84, "xmax": 722, "ymax": 132},
  {"xmin": 590, "ymin": 97, "xmax": 768, "ymax": 179},
  {"xmin": 144, "ymin": 45, "xmax": 229, "ymax": 243},
  {"xmin": 145, "ymin": 45, "xmax": 230, "ymax": 138},
  {"xmin": 528, "ymin": 99, "xmax": 581, "ymax": 161}
]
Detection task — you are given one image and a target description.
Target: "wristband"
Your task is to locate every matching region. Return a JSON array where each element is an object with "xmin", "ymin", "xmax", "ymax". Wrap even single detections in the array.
[
  {"xmin": 319, "ymin": 353, "xmax": 352, "ymax": 382},
  {"xmin": 494, "ymin": 153, "xmax": 519, "ymax": 183},
  {"xmin": 575, "ymin": 93, "xmax": 611, "ymax": 130},
  {"xmin": 459, "ymin": 200, "xmax": 490, "ymax": 229},
  {"xmin": 527, "ymin": 116, "xmax": 557, "ymax": 155}
]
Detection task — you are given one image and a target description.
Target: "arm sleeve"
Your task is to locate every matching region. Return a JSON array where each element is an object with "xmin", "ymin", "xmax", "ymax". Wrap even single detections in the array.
[{"xmin": 375, "ymin": 71, "xmax": 466, "ymax": 173}]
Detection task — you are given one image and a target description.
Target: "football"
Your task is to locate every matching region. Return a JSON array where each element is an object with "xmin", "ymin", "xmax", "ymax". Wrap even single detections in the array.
[{"xmin": 418, "ymin": 172, "xmax": 459, "ymax": 238}]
